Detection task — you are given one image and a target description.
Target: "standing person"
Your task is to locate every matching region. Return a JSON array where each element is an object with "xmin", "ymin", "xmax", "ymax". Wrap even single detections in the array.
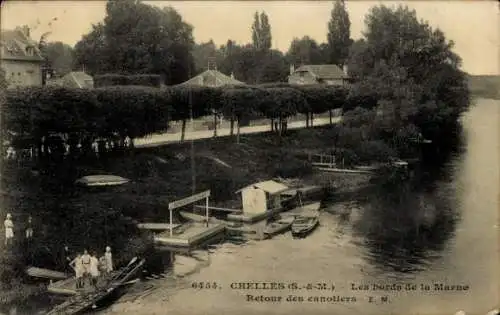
[
  {"xmin": 25, "ymin": 216, "xmax": 33, "ymax": 240},
  {"xmin": 4, "ymin": 213, "xmax": 14, "ymax": 246},
  {"xmin": 81, "ymin": 249, "xmax": 91, "ymax": 286},
  {"xmin": 104, "ymin": 246, "xmax": 113, "ymax": 273},
  {"xmin": 89, "ymin": 252, "xmax": 100, "ymax": 289},
  {"xmin": 69, "ymin": 252, "xmax": 84, "ymax": 289},
  {"xmin": 98, "ymin": 255, "xmax": 107, "ymax": 275}
]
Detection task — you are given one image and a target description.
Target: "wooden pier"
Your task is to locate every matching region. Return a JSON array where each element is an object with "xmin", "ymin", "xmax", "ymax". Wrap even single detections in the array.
[
  {"xmin": 154, "ymin": 223, "xmax": 225, "ymax": 248},
  {"xmin": 153, "ymin": 190, "xmax": 226, "ymax": 248}
]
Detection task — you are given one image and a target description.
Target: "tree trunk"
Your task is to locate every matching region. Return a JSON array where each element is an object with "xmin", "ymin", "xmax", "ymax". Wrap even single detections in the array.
[
  {"xmin": 271, "ymin": 118, "xmax": 274, "ymax": 131},
  {"xmin": 236, "ymin": 119, "xmax": 241, "ymax": 144},
  {"xmin": 181, "ymin": 119, "xmax": 186, "ymax": 142},
  {"xmin": 329, "ymin": 109, "xmax": 333, "ymax": 125},
  {"xmin": 213, "ymin": 112, "xmax": 218, "ymax": 138},
  {"xmin": 310, "ymin": 113, "xmax": 314, "ymax": 127},
  {"xmin": 230, "ymin": 116, "xmax": 235, "ymax": 136},
  {"xmin": 306, "ymin": 113, "xmax": 310, "ymax": 128},
  {"xmin": 278, "ymin": 116, "xmax": 282, "ymax": 137}
]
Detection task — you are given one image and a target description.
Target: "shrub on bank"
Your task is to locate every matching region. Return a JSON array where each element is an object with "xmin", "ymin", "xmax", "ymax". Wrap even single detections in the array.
[{"xmin": 94, "ymin": 74, "xmax": 163, "ymax": 88}]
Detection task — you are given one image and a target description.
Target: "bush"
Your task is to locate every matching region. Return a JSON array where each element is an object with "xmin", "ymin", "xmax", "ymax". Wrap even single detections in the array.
[
  {"xmin": 356, "ymin": 140, "xmax": 396, "ymax": 163},
  {"xmin": 94, "ymin": 74, "xmax": 163, "ymax": 88}
]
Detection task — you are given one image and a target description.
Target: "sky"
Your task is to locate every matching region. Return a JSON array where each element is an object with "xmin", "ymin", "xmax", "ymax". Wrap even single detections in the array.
[{"xmin": 1, "ymin": 1, "xmax": 498, "ymax": 75}]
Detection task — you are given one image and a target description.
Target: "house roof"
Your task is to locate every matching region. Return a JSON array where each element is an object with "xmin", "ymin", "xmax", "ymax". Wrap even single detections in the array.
[
  {"xmin": 293, "ymin": 64, "xmax": 347, "ymax": 80},
  {"xmin": 47, "ymin": 71, "xmax": 94, "ymax": 89},
  {"xmin": 0, "ymin": 27, "xmax": 44, "ymax": 62},
  {"xmin": 236, "ymin": 180, "xmax": 289, "ymax": 195},
  {"xmin": 178, "ymin": 69, "xmax": 246, "ymax": 87}
]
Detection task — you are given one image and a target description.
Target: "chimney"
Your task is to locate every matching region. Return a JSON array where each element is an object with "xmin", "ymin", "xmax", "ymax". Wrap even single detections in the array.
[
  {"xmin": 230, "ymin": 72, "xmax": 235, "ymax": 79},
  {"xmin": 290, "ymin": 64, "xmax": 295, "ymax": 75},
  {"xmin": 342, "ymin": 64, "xmax": 348, "ymax": 76}
]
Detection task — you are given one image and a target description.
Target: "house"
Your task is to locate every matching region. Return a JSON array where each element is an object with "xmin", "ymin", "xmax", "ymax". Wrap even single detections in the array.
[
  {"xmin": 235, "ymin": 180, "xmax": 289, "ymax": 214},
  {"xmin": 0, "ymin": 26, "xmax": 44, "ymax": 88},
  {"xmin": 177, "ymin": 69, "xmax": 245, "ymax": 88},
  {"xmin": 288, "ymin": 64, "xmax": 351, "ymax": 86},
  {"xmin": 47, "ymin": 71, "xmax": 94, "ymax": 89}
]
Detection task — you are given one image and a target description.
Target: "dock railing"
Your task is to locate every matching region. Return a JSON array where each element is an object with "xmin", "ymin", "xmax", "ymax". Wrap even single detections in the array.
[{"xmin": 309, "ymin": 153, "xmax": 337, "ymax": 168}]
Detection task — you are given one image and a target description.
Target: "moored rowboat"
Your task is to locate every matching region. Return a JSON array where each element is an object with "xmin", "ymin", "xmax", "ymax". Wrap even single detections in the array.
[
  {"xmin": 291, "ymin": 216, "xmax": 319, "ymax": 239},
  {"xmin": 263, "ymin": 217, "xmax": 295, "ymax": 239}
]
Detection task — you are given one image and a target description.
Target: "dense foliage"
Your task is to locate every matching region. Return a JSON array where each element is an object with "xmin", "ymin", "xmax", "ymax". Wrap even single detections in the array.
[
  {"xmin": 345, "ymin": 5, "xmax": 470, "ymax": 155},
  {"xmin": 2, "ymin": 84, "xmax": 350, "ymax": 157},
  {"xmin": 94, "ymin": 74, "xmax": 163, "ymax": 88},
  {"xmin": 326, "ymin": 0, "xmax": 352, "ymax": 65},
  {"xmin": 74, "ymin": 0, "xmax": 195, "ymax": 85}
]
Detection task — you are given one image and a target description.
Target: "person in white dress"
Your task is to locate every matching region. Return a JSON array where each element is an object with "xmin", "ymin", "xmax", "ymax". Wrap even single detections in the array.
[
  {"xmin": 89, "ymin": 252, "xmax": 100, "ymax": 288},
  {"xmin": 4, "ymin": 213, "xmax": 14, "ymax": 246},
  {"xmin": 69, "ymin": 253, "xmax": 84, "ymax": 289},
  {"xmin": 81, "ymin": 249, "xmax": 91, "ymax": 285},
  {"xmin": 104, "ymin": 246, "xmax": 113, "ymax": 273}
]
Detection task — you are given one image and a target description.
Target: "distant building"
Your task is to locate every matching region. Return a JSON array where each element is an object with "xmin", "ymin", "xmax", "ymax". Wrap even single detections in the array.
[
  {"xmin": 288, "ymin": 64, "xmax": 351, "ymax": 86},
  {"xmin": 177, "ymin": 69, "xmax": 245, "ymax": 87},
  {"xmin": 0, "ymin": 26, "xmax": 44, "ymax": 88},
  {"xmin": 47, "ymin": 71, "xmax": 94, "ymax": 89},
  {"xmin": 236, "ymin": 180, "xmax": 289, "ymax": 214}
]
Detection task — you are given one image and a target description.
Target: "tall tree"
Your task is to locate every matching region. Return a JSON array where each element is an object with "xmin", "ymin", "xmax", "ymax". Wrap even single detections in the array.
[
  {"xmin": 74, "ymin": 0, "xmax": 195, "ymax": 84},
  {"xmin": 326, "ymin": 0, "xmax": 352, "ymax": 65},
  {"xmin": 348, "ymin": 4, "xmax": 470, "ymax": 141},
  {"xmin": 286, "ymin": 36, "xmax": 326, "ymax": 66},
  {"xmin": 251, "ymin": 11, "xmax": 272, "ymax": 51},
  {"xmin": 73, "ymin": 23, "xmax": 108, "ymax": 75},
  {"xmin": 41, "ymin": 41, "xmax": 75, "ymax": 76},
  {"xmin": 251, "ymin": 12, "xmax": 261, "ymax": 50},
  {"xmin": 260, "ymin": 12, "xmax": 272, "ymax": 51},
  {"xmin": 192, "ymin": 40, "xmax": 224, "ymax": 74}
]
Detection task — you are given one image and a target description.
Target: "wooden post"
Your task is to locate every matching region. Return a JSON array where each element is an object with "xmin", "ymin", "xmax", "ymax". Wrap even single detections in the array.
[
  {"xmin": 205, "ymin": 197, "xmax": 209, "ymax": 227},
  {"xmin": 169, "ymin": 208, "xmax": 173, "ymax": 237}
]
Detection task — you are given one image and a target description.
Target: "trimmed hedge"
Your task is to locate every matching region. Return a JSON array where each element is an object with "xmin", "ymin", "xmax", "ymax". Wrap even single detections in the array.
[
  {"xmin": 94, "ymin": 74, "xmax": 163, "ymax": 88},
  {"xmin": 3, "ymin": 84, "xmax": 351, "ymax": 152}
]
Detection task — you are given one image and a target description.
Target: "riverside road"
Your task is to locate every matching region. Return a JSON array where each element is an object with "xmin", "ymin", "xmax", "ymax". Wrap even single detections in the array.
[{"xmin": 134, "ymin": 117, "xmax": 337, "ymax": 148}]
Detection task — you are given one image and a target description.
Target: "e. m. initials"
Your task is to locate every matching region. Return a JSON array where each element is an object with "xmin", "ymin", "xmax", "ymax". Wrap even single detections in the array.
[{"xmin": 368, "ymin": 296, "xmax": 389, "ymax": 303}]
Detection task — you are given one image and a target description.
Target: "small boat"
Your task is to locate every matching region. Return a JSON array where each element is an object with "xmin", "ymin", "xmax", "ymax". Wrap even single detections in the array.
[
  {"xmin": 45, "ymin": 257, "xmax": 145, "ymax": 315},
  {"xmin": 291, "ymin": 215, "xmax": 319, "ymax": 239},
  {"xmin": 263, "ymin": 217, "xmax": 295, "ymax": 239},
  {"xmin": 75, "ymin": 175, "xmax": 130, "ymax": 187}
]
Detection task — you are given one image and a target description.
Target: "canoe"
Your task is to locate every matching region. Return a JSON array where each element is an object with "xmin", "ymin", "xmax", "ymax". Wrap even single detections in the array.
[
  {"xmin": 75, "ymin": 175, "xmax": 130, "ymax": 187},
  {"xmin": 25, "ymin": 267, "xmax": 68, "ymax": 280},
  {"xmin": 291, "ymin": 216, "xmax": 319, "ymax": 239},
  {"xmin": 263, "ymin": 217, "xmax": 295, "ymax": 239},
  {"xmin": 45, "ymin": 257, "xmax": 145, "ymax": 315}
]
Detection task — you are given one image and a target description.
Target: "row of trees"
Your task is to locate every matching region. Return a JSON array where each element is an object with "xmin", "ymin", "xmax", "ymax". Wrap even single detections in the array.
[
  {"xmin": 3, "ymin": 84, "xmax": 350, "ymax": 156},
  {"xmin": 40, "ymin": 0, "xmax": 352, "ymax": 84}
]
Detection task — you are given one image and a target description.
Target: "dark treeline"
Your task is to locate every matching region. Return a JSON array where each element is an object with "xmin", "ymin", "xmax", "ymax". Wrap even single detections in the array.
[{"xmin": 2, "ymin": 84, "xmax": 350, "ymax": 160}]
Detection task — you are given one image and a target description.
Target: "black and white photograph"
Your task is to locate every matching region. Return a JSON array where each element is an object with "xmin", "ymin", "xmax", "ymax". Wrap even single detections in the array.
[{"xmin": 0, "ymin": 1, "xmax": 498, "ymax": 314}]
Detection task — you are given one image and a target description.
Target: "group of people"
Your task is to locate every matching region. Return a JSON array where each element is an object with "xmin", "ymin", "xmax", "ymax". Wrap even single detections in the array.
[
  {"xmin": 68, "ymin": 247, "xmax": 113, "ymax": 289},
  {"xmin": 3, "ymin": 213, "xmax": 33, "ymax": 246}
]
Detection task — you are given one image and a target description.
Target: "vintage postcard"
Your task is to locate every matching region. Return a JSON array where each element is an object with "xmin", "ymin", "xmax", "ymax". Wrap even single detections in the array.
[{"xmin": 0, "ymin": 0, "xmax": 498, "ymax": 314}]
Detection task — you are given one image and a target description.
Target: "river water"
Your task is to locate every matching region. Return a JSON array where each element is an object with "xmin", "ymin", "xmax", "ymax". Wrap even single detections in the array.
[
  {"xmin": 96, "ymin": 97, "xmax": 498, "ymax": 315},
  {"xmin": 7, "ymin": 98, "xmax": 497, "ymax": 315}
]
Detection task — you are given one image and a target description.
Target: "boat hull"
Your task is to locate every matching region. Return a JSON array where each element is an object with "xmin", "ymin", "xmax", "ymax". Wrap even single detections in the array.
[
  {"xmin": 263, "ymin": 222, "xmax": 293, "ymax": 239},
  {"xmin": 291, "ymin": 220, "xmax": 319, "ymax": 239}
]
